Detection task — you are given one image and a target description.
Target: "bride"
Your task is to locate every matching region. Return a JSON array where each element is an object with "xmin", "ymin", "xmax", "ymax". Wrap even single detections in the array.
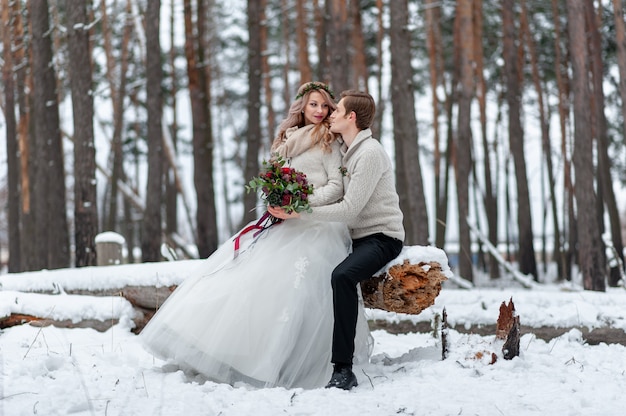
[{"xmin": 140, "ymin": 82, "xmax": 372, "ymax": 389}]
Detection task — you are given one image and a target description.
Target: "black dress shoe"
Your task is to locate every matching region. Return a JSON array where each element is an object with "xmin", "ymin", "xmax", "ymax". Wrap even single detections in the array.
[{"xmin": 325, "ymin": 367, "xmax": 358, "ymax": 390}]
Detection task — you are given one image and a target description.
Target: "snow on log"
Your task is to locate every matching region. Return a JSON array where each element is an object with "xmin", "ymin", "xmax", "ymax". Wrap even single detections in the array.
[{"xmin": 361, "ymin": 246, "xmax": 452, "ymax": 315}]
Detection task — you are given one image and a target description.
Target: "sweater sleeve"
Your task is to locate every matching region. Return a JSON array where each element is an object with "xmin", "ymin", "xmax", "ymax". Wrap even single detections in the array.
[{"xmin": 304, "ymin": 144, "xmax": 384, "ymax": 222}]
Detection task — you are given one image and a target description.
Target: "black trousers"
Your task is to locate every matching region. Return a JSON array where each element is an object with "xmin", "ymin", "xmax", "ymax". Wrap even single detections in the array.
[{"xmin": 330, "ymin": 232, "xmax": 403, "ymax": 365}]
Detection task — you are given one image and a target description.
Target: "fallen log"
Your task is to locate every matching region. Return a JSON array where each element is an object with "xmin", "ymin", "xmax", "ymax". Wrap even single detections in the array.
[
  {"xmin": 0, "ymin": 314, "xmax": 120, "ymax": 332},
  {"xmin": 361, "ymin": 260, "xmax": 448, "ymax": 315},
  {"xmin": 1, "ymin": 246, "xmax": 452, "ymax": 332}
]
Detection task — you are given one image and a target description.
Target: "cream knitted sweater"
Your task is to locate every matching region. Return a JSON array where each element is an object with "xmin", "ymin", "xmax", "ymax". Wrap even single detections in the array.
[
  {"xmin": 273, "ymin": 124, "xmax": 344, "ymax": 207},
  {"xmin": 302, "ymin": 128, "xmax": 405, "ymax": 242}
]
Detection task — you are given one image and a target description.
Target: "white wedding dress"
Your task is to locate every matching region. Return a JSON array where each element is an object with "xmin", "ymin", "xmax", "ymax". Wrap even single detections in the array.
[{"xmin": 140, "ymin": 132, "xmax": 372, "ymax": 389}]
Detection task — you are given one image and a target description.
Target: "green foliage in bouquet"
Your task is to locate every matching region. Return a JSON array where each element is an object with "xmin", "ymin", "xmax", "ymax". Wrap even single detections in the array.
[{"xmin": 245, "ymin": 155, "xmax": 314, "ymax": 214}]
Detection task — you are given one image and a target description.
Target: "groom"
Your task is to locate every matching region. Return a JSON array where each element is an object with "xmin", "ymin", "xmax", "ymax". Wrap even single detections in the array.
[{"xmin": 269, "ymin": 90, "xmax": 405, "ymax": 390}]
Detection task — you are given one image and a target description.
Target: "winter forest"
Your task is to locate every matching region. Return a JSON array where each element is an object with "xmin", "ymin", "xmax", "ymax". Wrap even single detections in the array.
[{"xmin": 1, "ymin": 0, "xmax": 626, "ymax": 292}]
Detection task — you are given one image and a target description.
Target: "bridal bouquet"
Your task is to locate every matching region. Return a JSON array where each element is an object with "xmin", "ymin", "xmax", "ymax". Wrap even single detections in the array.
[{"xmin": 245, "ymin": 155, "xmax": 314, "ymax": 214}]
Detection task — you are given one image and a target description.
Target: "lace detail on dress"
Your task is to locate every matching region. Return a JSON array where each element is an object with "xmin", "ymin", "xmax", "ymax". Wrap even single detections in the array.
[{"xmin": 293, "ymin": 256, "xmax": 309, "ymax": 288}]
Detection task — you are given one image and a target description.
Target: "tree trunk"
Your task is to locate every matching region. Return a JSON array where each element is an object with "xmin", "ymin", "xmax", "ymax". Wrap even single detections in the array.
[
  {"xmin": 552, "ymin": 0, "xmax": 575, "ymax": 281},
  {"xmin": 313, "ymin": 0, "xmax": 326, "ymax": 82},
  {"xmin": 165, "ymin": 0, "xmax": 179, "ymax": 237},
  {"xmin": 502, "ymin": 0, "xmax": 537, "ymax": 280},
  {"xmin": 613, "ymin": 0, "xmax": 626, "ymax": 143},
  {"xmin": 281, "ymin": 0, "xmax": 292, "ymax": 107},
  {"xmin": 184, "ymin": 0, "xmax": 217, "ymax": 257},
  {"xmin": 260, "ymin": 0, "xmax": 276, "ymax": 153},
  {"xmin": 296, "ymin": 0, "xmax": 312, "ymax": 84},
  {"xmin": 350, "ymin": 0, "xmax": 367, "ymax": 91},
  {"xmin": 67, "ymin": 1, "xmax": 99, "ymax": 267},
  {"xmin": 473, "ymin": 0, "xmax": 499, "ymax": 279},
  {"xmin": 1, "ymin": 0, "xmax": 22, "ymax": 272},
  {"xmin": 373, "ymin": 0, "xmax": 384, "ymax": 135},
  {"xmin": 141, "ymin": 0, "xmax": 164, "ymax": 262},
  {"xmin": 30, "ymin": 0, "xmax": 70, "ymax": 270},
  {"xmin": 101, "ymin": 0, "xmax": 132, "ymax": 234},
  {"xmin": 198, "ymin": 0, "xmax": 218, "ymax": 254},
  {"xmin": 426, "ymin": 0, "xmax": 451, "ymax": 251},
  {"xmin": 12, "ymin": 1, "xmax": 36, "ymax": 272},
  {"xmin": 520, "ymin": 0, "xmax": 563, "ymax": 278},
  {"xmin": 585, "ymin": 0, "xmax": 624, "ymax": 287},
  {"xmin": 242, "ymin": 0, "xmax": 264, "ymax": 226},
  {"xmin": 389, "ymin": 0, "xmax": 429, "ymax": 246},
  {"xmin": 326, "ymin": 0, "xmax": 350, "ymax": 92},
  {"xmin": 566, "ymin": 0, "xmax": 606, "ymax": 291},
  {"xmin": 454, "ymin": 0, "xmax": 474, "ymax": 282}
]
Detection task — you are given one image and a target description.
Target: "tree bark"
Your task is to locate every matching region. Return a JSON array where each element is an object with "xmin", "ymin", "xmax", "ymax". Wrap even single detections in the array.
[
  {"xmin": 313, "ymin": 0, "xmax": 326, "ymax": 82},
  {"xmin": 260, "ymin": 0, "xmax": 276, "ymax": 152},
  {"xmin": 566, "ymin": 0, "xmax": 606, "ymax": 291},
  {"xmin": 502, "ymin": 0, "xmax": 537, "ymax": 279},
  {"xmin": 426, "ymin": 0, "xmax": 451, "ymax": 251},
  {"xmin": 101, "ymin": 0, "xmax": 133, "ymax": 238},
  {"xmin": 241, "ymin": 0, "xmax": 264, "ymax": 227},
  {"xmin": 67, "ymin": 0, "xmax": 99, "ymax": 267},
  {"xmin": 613, "ymin": 0, "xmax": 626, "ymax": 143},
  {"xmin": 552, "ymin": 0, "xmax": 575, "ymax": 281},
  {"xmin": 389, "ymin": 0, "xmax": 429, "ymax": 246},
  {"xmin": 350, "ymin": 0, "xmax": 367, "ymax": 91},
  {"xmin": 296, "ymin": 0, "xmax": 312, "ymax": 84},
  {"xmin": 141, "ymin": 0, "xmax": 164, "ymax": 262},
  {"xmin": 585, "ymin": 0, "xmax": 624, "ymax": 287},
  {"xmin": 1, "ymin": 0, "xmax": 22, "ymax": 272},
  {"xmin": 326, "ymin": 0, "xmax": 350, "ymax": 92},
  {"xmin": 520, "ymin": 0, "xmax": 563, "ymax": 278},
  {"xmin": 373, "ymin": 0, "xmax": 384, "ymax": 135},
  {"xmin": 454, "ymin": 0, "xmax": 474, "ymax": 281},
  {"xmin": 12, "ymin": 1, "xmax": 36, "ymax": 272},
  {"xmin": 30, "ymin": 0, "xmax": 70, "ymax": 270},
  {"xmin": 165, "ymin": 0, "xmax": 179, "ymax": 237},
  {"xmin": 198, "ymin": 0, "xmax": 218, "ymax": 255},
  {"xmin": 473, "ymin": 0, "xmax": 499, "ymax": 279},
  {"xmin": 281, "ymin": 0, "xmax": 292, "ymax": 107}
]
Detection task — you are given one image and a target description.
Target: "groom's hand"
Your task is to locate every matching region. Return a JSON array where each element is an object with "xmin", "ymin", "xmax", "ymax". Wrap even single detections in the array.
[{"xmin": 268, "ymin": 205, "xmax": 301, "ymax": 220}]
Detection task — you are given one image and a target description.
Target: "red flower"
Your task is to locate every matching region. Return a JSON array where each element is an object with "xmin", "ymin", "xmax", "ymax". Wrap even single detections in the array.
[{"xmin": 245, "ymin": 154, "xmax": 314, "ymax": 214}]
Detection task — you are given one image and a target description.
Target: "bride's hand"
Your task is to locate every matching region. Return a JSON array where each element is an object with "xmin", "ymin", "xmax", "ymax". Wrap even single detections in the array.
[{"xmin": 268, "ymin": 205, "xmax": 301, "ymax": 220}]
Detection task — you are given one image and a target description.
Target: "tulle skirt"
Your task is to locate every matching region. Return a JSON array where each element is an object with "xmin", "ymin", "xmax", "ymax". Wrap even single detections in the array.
[{"xmin": 140, "ymin": 218, "xmax": 372, "ymax": 389}]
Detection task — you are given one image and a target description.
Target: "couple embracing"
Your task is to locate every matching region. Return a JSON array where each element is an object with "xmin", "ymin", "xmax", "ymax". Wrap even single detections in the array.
[{"xmin": 141, "ymin": 82, "xmax": 405, "ymax": 391}]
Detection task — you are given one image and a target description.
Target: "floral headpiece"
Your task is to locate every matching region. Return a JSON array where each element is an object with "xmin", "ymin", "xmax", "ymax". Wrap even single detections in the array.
[{"xmin": 295, "ymin": 83, "xmax": 335, "ymax": 100}]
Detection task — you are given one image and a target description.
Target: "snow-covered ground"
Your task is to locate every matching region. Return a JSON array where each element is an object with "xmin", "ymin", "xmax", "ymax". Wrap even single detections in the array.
[{"xmin": 1, "ymin": 258, "xmax": 625, "ymax": 416}]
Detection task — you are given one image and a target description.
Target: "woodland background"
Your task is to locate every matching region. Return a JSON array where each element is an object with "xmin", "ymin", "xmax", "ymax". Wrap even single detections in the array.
[{"xmin": 1, "ymin": 0, "xmax": 626, "ymax": 292}]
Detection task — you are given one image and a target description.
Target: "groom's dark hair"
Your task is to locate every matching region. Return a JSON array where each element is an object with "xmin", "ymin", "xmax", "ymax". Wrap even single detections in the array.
[{"xmin": 340, "ymin": 90, "xmax": 376, "ymax": 130}]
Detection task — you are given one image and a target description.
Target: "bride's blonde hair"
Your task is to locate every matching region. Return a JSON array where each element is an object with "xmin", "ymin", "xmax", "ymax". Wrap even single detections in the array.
[{"xmin": 271, "ymin": 82, "xmax": 337, "ymax": 153}]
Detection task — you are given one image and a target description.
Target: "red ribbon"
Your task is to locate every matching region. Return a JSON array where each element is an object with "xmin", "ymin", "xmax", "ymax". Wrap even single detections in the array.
[{"xmin": 233, "ymin": 211, "xmax": 277, "ymax": 258}]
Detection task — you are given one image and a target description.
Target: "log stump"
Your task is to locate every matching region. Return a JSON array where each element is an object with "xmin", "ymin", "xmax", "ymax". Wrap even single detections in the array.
[
  {"xmin": 95, "ymin": 231, "xmax": 126, "ymax": 266},
  {"xmin": 361, "ymin": 260, "xmax": 448, "ymax": 315},
  {"xmin": 496, "ymin": 298, "xmax": 520, "ymax": 360}
]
